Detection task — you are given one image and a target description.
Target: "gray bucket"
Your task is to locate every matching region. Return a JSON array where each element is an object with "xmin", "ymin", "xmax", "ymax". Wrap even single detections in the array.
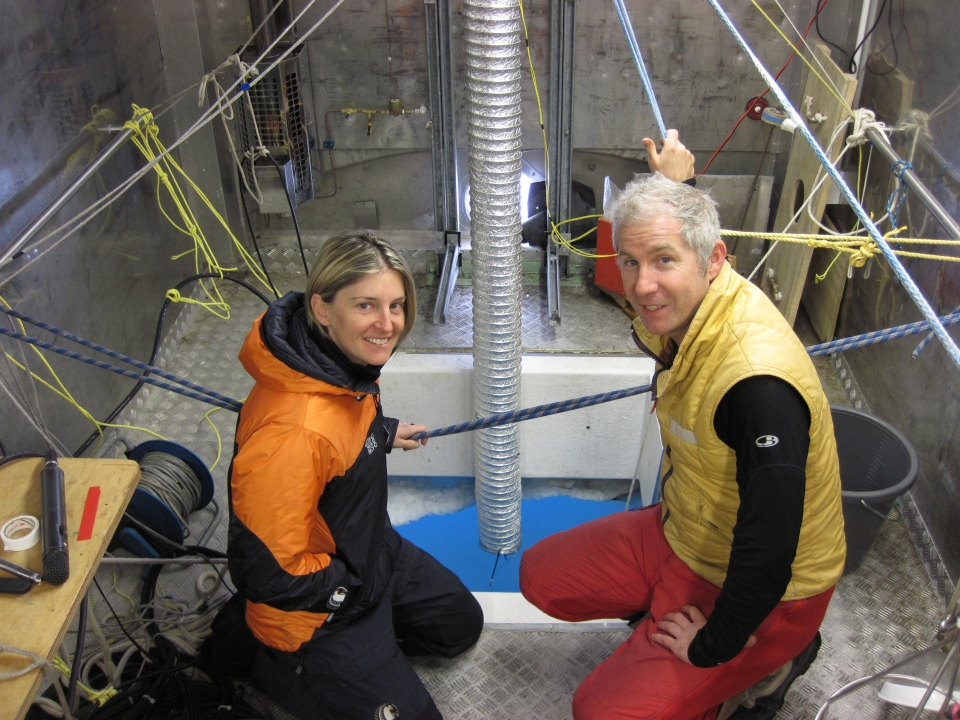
[{"xmin": 832, "ymin": 406, "xmax": 918, "ymax": 575}]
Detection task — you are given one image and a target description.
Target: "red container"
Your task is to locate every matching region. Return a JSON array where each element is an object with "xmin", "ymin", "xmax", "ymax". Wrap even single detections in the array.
[{"xmin": 594, "ymin": 218, "xmax": 625, "ymax": 297}]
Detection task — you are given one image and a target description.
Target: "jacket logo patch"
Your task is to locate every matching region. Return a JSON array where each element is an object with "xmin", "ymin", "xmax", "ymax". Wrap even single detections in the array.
[
  {"xmin": 365, "ymin": 434, "xmax": 378, "ymax": 454},
  {"xmin": 327, "ymin": 587, "xmax": 348, "ymax": 610},
  {"xmin": 376, "ymin": 704, "xmax": 400, "ymax": 720},
  {"xmin": 756, "ymin": 435, "xmax": 779, "ymax": 448}
]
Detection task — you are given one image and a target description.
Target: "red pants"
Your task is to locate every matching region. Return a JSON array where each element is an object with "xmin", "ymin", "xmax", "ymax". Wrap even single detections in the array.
[{"xmin": 519, "ymin": 506, "xmax": 834, "ymax": 720}]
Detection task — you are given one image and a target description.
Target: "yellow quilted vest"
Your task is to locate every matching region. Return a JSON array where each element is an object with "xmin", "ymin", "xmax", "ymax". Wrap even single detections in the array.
[{"xmin": 634, "ymin": 263, "xmax": 846, "ymax": 599}]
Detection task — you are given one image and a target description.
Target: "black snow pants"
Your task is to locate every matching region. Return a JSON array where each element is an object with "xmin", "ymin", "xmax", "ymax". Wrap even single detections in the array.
[{"xmin": 251, "ymin": 531, "xmax": 484, "ymax": 720}]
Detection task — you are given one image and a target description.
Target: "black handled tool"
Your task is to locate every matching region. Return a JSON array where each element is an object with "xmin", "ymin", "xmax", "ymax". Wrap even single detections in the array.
[{"xmin": 0, "ymin": 557, "xmax": 41, "ymax": 594}]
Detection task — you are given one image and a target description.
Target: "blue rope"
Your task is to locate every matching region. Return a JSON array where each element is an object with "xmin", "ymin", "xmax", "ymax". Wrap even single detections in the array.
[
  {"xmin": 806, "ymin": 311, "xmax": 960, "ymax": 357},
  {"xmin": 1, "ymin": 302, "xmax": 955, "ymax": 438},
  {"xmin": 0, "ymin": 326, "xmax": 243, "ymax": 412},
  {"xmin": 611, "ymin": 0, "xmax": 667, "ymax": 139},
  {"xmin": 412, "ymin": 383, "xmax": 653, "ymax": 440},
  {"xmin": 0, "ymin": 305, "xmax": 241, "ymax": 408},
  {"xmin": 913, "ymin": 305, "xmax": 960, "ymax": 359},
  {"xmin": 886, "ymin": 160, "xmax": 913, "ymax": 238},
  {"xmin": 702, "ymin": 0, "xmax": 960, "ymax": 377}
]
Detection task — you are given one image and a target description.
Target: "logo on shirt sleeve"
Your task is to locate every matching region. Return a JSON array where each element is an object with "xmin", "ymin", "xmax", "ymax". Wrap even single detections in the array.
[
  {"xmin": 365, "ymin": 434, "xmax": 378, "ymax": 454},
  {"xmin": 755, "ymin": 435, "xmax": 779, "ymax": 448}
]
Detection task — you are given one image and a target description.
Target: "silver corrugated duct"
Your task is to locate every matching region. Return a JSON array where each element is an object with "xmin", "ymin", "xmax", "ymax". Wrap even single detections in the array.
[{"xmin": 464, "ymin": 0, "xmax": 523, "ymax": 553}]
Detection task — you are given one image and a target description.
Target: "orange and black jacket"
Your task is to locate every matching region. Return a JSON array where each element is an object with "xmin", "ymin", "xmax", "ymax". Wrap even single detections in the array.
[{"xmin": 227, "ymin": 292, "xmax": 401, "ymax": 652}]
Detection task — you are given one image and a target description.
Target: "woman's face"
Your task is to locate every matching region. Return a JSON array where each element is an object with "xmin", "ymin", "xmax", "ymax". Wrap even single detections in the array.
[{"xmin": 309, "ymin": 270, "xmax": 406, "ymax": 366}]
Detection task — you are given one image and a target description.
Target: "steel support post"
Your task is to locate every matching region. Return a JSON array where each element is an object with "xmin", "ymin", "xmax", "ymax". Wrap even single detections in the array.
[
  {"xmin": 546, "ymin": 0, "xmax": 576, "ymax": 326},
  {"xmin": 426, "ymin": 0, "xmax": 461, "ymax": 323},
  {"xmin": 865, "ymin": 127, "xmax": 960, "ymax": 241}
]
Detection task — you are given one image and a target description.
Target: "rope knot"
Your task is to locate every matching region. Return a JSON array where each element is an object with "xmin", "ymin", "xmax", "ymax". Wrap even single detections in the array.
[
  {"xmin": 849, "ymin": 239, "xmax": 877, "ymax": 267},
  {"xmin": 847, "ymin": 108, "xmax": 885, "ymax": 147}
]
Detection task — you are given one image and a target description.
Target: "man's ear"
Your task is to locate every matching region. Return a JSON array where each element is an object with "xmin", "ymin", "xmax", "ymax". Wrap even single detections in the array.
[
  {"xmin": 309, "ymin": 293, "xmax": 330, "ymax": 327},
  {"xmin": 706, "ymin": 239, "xmax": 727, "ymax": 281}
]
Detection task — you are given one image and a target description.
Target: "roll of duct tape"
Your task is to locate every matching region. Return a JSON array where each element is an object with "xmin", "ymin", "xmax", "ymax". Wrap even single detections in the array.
[{"xmin": 1, "ymin": 515, "xmax": 41, "ymax": 552}]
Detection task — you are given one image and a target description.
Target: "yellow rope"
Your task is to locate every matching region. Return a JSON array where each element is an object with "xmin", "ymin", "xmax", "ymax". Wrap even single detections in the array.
[
  {"xmin": 750, "ymin": 0, "xmax": 855, "ymax": 120},
  {"xmin": 204, "ymin": 407, "xmax": 223, "ymax": 471},
  {"xmin": 0, "ymin": 295, "xmax": 164, "ymax": 451},
  {"xmin": 122, "ymin": 105, "xmax": 275, "ymax": 317},
  {"xmin": 721, "ymin": 229, "xmax": 960, "ymax": 246},
  {"xmin": 52, "ymin": 655, "xmax": 118, "ymax": 706},
  {"xmin": 720, "ymin": 228, "xmax": 960, "ymax": 266}
]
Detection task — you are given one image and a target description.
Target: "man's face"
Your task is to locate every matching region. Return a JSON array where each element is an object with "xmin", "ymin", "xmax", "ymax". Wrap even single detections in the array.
[{"xmin": 617, "ymin": 215, "xmax": 726, "ymax": 346}]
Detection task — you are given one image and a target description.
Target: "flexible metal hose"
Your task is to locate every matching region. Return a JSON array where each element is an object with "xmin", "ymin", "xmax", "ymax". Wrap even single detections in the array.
[{"xmin": 464, "ymin": 0, "xmax": 523, "ymax": 553}]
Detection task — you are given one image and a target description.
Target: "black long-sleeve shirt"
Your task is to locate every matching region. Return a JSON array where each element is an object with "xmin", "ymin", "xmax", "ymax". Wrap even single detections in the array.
[{"xmin": 686, "ymin": 374, "xmax": 811, "ymax": 668}]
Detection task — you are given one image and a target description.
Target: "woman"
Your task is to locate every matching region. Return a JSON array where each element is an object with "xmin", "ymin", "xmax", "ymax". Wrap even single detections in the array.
[{"xmin": 227, "ymin": 230, "xmax": 483, "ymax": 720}]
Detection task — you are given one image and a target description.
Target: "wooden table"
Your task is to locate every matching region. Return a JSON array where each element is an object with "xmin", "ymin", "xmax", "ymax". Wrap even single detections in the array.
[{"xmin": 0, "ymin": 458, "xmax": 140, "ymax": 720}]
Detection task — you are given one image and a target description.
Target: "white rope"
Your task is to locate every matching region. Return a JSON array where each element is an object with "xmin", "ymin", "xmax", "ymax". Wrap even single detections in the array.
[
  {"xmin": 847, "ymin": 108, "xmax": 886, "ymax": 147},
  {"xmin": 137, "ymin": 453, "xmax": 204, "ymax": 536},
  {"xmin": 0, "ymin": 0, "xmax": 339, "ymax": 290},
  {"xmin": 746, "ymin": 111, "xmax": 897, "ymax": 282}
]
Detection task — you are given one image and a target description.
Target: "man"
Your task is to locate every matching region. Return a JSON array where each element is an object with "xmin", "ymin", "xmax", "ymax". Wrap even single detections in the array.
[{"xmin": 519, "ymin": 147, "xmax": 846, "ymax": 719}]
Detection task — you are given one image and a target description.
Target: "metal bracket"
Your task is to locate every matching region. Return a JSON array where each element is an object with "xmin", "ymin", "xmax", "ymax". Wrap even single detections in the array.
[
  {"xmin": 432, "ymin": 231, "xmax": 461, "ymax": 324},
  {"xmin": 545, "ymin": 231, "xmax": 565, "ymax": 326},
  {"xmin": 546, "ymin": 0, "xmax": 576, "ymax": 326}
]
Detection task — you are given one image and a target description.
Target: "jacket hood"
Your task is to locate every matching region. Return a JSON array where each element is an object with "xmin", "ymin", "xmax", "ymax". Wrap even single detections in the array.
[{"xmin": 240, "ymin": 292, "xmax": 382, "ymax": 396}]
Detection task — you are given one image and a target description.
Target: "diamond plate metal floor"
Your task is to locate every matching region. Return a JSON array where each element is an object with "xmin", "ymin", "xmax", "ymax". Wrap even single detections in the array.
[{"xmin": 105, "ymin": 271, "xmax": 949, "ymax": 720}]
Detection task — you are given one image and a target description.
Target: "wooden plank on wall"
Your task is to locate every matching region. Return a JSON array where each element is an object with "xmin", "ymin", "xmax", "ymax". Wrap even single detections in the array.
[
  {"xmin": 762, "ymin": 44, "xmax": 858, "ymax": 326},
  {"xmin": 801, "ymin": 62, "xmax": 916, "ymax": 342},
  {"xmin": 800, "ymin": 212, "xmax": 850, "ymax": 341}
]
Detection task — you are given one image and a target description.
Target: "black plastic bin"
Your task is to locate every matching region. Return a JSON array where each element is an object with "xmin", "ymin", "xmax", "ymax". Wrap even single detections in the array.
[{"xmin": 832, "ymin": 406, "xmax": 918, "ymax": 575}]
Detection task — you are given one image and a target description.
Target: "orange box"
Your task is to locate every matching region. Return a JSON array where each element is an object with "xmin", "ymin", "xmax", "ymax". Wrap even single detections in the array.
[{"xmin": 594, "ymin": 217, "xmax": 625, "ymax": 297}]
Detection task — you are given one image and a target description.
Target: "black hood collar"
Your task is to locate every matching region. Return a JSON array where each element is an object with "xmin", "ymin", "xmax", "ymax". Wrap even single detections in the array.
[{"xmin": 260, "ymin": 292, "xmax": 382, "ymax": 395}]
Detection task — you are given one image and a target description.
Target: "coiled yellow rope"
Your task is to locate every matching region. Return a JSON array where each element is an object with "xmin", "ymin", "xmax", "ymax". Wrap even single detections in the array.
[{"xmin": 122, "ymin": 105, "xmax": 275, "ymax": 318}]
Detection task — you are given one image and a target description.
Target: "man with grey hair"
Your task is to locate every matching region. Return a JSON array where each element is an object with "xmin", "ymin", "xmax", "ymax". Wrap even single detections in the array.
[{"xmin": 521, "ymin": 169, "xmax": 845, "ymax": 719}]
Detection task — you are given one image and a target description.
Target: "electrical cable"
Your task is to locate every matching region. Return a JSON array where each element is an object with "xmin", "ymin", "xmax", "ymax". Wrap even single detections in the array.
[
  {"xmin": 0, "ymin": 437, "xmax": 5, "ymax": 457},
  {"xmin": 815, "ymin": 2, "xmax": 856, "ymax": 73},
  {"xmin": 238, "ymin": 169, "xmax": 280, "ymax": 298},
  {"xmin": 849, "ymin": 0, "xmax": 889, "ymax": 71},
  {"xmin": 697, "ymin": 0, "xmax": 832, "ymax": 176},
  {"xmin": 66, "ymin": 595, "xmax": 88, "ymax": 716},
  {"xmin": 866, "ymin": 0, "xmax": 902, "ymax": 76},
  {"xmin": 92, "ymin": 577, "xmax": 153, "ymax": 660},
  {"xmin": 0, "ymin": 451, "xmax": 45, "ymax": 470},
  {"xmin": 266, "ymin": 154, "xmax": 310, "ymax": 276},
  {"xmin": 74, "ymin": 273, "xmax": 270, "ymax": 457}
]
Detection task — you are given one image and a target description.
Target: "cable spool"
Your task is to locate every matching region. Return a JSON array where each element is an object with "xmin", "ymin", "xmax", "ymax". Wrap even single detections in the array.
[{"xmin": 114, "ymin": 441, "xmax": 214, "ymax": 557}]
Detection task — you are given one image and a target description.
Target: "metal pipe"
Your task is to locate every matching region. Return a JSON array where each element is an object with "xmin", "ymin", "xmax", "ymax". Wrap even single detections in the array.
[
  {"xmin": 464, "ymin": 0, "xmax": 524, "ymax": 554},
  {"xmin": 611, "ymin": 0, "xmax": 667, "ymax": 139},
  {"xmin": 865, "ymin": 126, "xmax": 960, "ymax": 241},
  {"xmin": 248, "ymin": 0, "xmax": 292, "ymax": 55},
  {"xmin": 0, "ymin": 126, "xmax": 135, "ymax": 269},
  {"xmin": 704, "ymin": 0, "xmax": 960, "ymax": 377}
]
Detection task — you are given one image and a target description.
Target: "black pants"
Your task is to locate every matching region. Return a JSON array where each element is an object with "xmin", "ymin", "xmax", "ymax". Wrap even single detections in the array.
[{"xmin": 251, "ymin": 534, "xmax": 483, "ymax": 720}]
